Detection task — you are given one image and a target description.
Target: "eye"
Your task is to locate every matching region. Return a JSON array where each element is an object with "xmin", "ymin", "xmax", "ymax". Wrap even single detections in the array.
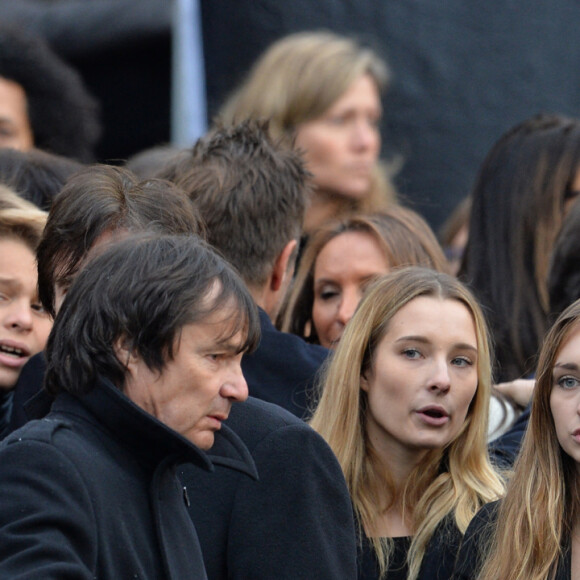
[
  {"xmin": 327, "ymin": 115, "xmax": 348, "ymax": 126},
  {"xmin": 320, "ymin": 290, "xmax": 339, "ymax": 301},
  {"xmin": 31, "ymin": 302, "xmax": 45, "ymax": 313},
  {"xmin": 402, "ymin": 348, "xmax": 421, "ymax": 360},
  {"xmin": 451, "ymin": 356, "xmax": 473, "ymax": 367},
  {"xmin": 557, "ymin": 375, "xmax": 580, "ymax": 389},
  {"xmin": 315, "ymin": 285, "xmax": 340, "ymax": 302}
]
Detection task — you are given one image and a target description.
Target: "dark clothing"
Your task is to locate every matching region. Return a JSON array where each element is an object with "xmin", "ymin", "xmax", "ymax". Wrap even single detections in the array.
[
  {"xmin": 454, "ymin": 500, "xmax": 570, "ymax": 580},
  {"xmin": 0, "ymin": 388, "xmax": 12, "ymax": 439},
  {"xmin": 358, "ymin": 516, "xmax": 462, "ymax": 580},
  {"xmin": 4, "ymin": 351, "xmax": 46, "ymax": 437},
  {"xmin": 182, "ymin": 396, "xmax": 359, "ymax": 580},
  {"xmin": 7, "ymin": 358, "xmax": 357, "ymax": 579},
  {"xmin": 358, "ymin": 536, "xmax": 410, "ymax": 580},
  {"xmin": 241, "ymin": 308, "xmax": 329, "ymax": 419},
  {"xmin": 0, "ymin": 376, "xmax": 256, "ymax": 579},
  {"xmin": 488, "ymin": 405, "xmax": 530, "ymax": 468}
]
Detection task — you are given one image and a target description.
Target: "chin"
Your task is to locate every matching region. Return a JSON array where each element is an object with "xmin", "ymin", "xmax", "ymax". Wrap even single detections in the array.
[
  {"xmin": 319, "ymin": 181, "xmax": 371, "ymax": 201},
  {"xmin": 0, "ymin": 371, "xmax": 19, "ymax": 391},
  {"xmin": 335, "ymin": 182, "xmax": 372, "ymax": 201},
  {"xmin": 413, "ymin": 434, "xmax": 455, "ymax": 452},
  {"xmin": 190, "ymin": 432, "xmax": 215, "ymax": 451}
]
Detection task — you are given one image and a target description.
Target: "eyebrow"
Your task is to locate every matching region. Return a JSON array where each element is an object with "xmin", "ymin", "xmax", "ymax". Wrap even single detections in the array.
[
  {"xmin": 553, "ymin": 362, "xmax": 580, "ymax": 372},
  {"xmin": 395, "ymin": 335, "xmax": 478, "ymax": 353},
  {"xmin": 313, "ymin": 278, "xmax": 340, "ymax": 288},
  {"xmin": 218, "ymin": 341, "xmax": 244, "ymax": 352},
  {"xmin": 315, "ymin": 273, "xmax": 380, "ymax": 286},
  {"xmin": 0, "ymin": 277, "xmax": 22, "ymax": 289},
  {"xmin": 214, "ymin": 333, "xmax": 249, "ymax": 353}
]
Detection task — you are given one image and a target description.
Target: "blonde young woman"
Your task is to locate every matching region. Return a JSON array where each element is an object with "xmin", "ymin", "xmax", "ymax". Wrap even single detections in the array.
[
  {"xmin": 309, "ymin": 267, "xmax": 504, "ymax": 579},
  {"xmin": 220, "ymin": 31, "xmax": 398, "ymax": 234},
  {"xmin": 455, "ymin": 299, "xmax": 580, "ymax": 580}
]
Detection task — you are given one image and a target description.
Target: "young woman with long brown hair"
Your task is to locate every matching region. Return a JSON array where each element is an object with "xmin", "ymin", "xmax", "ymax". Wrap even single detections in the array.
[{"xmin": 456, "ymin": 298, "xmax": 580, "ymax": 580}]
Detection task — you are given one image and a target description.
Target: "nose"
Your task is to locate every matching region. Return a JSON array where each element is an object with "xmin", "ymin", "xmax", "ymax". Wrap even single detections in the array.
[
  {"xmin": 428, "ymin": 357, "xmax": 451, "ymax": 393},
  {"xmin": 335, "ymin": 288, "xmax": 360, "ymax": 327},
  {"xmin": 351, "ymin": 118, "xmax": 379, "ymax": 152},
  {"xmin": 2, "ymin": 299, "xmax": 33, "ymax": 332},
  {"xmin": 221, "ymin": 364, "xmax": 249, "ymax": 403}
]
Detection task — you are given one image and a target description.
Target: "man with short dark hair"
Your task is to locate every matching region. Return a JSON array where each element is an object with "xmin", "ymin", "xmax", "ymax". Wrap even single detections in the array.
[
  {"xmin": 0, "ymin": 234, "xmax": 259, "ymax": 578},
  {"xmin": 161, "ymin": 121, "xmax": 329, "ymax": 418}
]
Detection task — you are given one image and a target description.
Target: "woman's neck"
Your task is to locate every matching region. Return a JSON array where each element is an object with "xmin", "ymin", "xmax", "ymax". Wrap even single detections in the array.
[
  {"xmin": 366, "ymin": 500, "xmax": 413, "ymax": 538},
  {"xmin": 303, "ymin": 189, "xmax": 358, "ymax": 234},
  {"xmin": 367, "ymin": 420, "xmax": 430, "ymax": 491},
  {"xmin": 364, "ymin": 434, "xmax": 431, "ymax": 538}
]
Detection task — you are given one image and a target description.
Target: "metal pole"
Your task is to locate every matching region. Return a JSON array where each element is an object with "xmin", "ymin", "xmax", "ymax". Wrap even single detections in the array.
[{"xmin": 171, "ymin": 0, "xmax": 207, "ymax": 147}]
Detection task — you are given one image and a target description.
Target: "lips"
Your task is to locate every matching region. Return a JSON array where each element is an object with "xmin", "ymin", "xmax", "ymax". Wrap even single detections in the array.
[
  {"xmin": 207, "ymin": 413, "xmax": 228, "ymax": 430},
  {"xmin": 0, "ymin": 339, "xmax": 31, "ymax": 369},
  {"xmin": 349, "ymin": 162, "xmax": 374, "ymax": 174},
  {"xmin": 416, "ymin": 405, "xmax": 450, "ymax": 426}
]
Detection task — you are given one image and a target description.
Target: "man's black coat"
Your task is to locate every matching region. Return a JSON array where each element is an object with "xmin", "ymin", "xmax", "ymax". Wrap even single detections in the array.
[
  {"xmin": 241, "ymin": 308, "xmax": 329, "ymax": 419},
  {"xmin": 0, "ymin": 377, "xmax": 257, "ymax": 579}
]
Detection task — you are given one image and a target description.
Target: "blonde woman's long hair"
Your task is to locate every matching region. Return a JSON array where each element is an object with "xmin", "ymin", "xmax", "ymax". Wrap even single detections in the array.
[
  {"xmin": 478, "ymin": 299, "xmax": 580, "ymax": 580},
  {"xmin": 309, "ymin": 267, "xmax": 505, "ymax": 579},
  {"xmin": 219, "ymin": 30, "xmax": 397, "ymax": 213}
]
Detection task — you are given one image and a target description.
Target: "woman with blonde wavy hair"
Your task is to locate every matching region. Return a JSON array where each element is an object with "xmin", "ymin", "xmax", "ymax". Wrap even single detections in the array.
[
  {"xmin": 455, "ymin": 298, "xmax": 580, "ymax": 580},
  {"xmin": 219, "ymin": 31, "xmax": 398, "ymax": 234},
  {"xmin": 309, "ymin": 267, "xmax": 504, "ymax": 579}
]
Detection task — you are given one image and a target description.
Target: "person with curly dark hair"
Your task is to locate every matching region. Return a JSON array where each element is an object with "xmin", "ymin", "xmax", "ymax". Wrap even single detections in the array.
[{"xmin": 0, "ymin": 26, "xmax": 101, "ymax": 162}]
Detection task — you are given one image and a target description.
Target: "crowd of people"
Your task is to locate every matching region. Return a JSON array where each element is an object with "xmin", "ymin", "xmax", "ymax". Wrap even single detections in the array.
[{"xmin": 0, "ymin": 23, "xmax": 580, "ymax": 580}]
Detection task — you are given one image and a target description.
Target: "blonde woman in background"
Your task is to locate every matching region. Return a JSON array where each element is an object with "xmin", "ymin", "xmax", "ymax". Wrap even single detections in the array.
[
  {"xmin": 220, "ymin": 31, "xmax": 398, "ymax": 234},
  {"xmin": 310, "ymin": 267, "xmax": 504, "ymax": 579}
]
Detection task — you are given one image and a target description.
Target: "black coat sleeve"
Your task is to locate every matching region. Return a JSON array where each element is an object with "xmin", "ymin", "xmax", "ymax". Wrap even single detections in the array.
[{"xmin": 0, "ymin": 438, "xmax": 97, "ymax": 579}]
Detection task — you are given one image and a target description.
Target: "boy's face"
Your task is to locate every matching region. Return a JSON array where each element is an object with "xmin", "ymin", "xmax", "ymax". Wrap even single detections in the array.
[{"xmin": 0, "ymin": 237, "xmax": 51, "ymax": 390}]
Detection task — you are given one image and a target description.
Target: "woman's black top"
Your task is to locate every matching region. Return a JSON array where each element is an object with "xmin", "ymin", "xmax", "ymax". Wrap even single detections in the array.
[
  {"xmin": 358, "ymin": 535, "xmax": 411, "ymax": 580},
  {"xmin": 357, "ymin": 516, "xmax": 462, "ymax": 579}
]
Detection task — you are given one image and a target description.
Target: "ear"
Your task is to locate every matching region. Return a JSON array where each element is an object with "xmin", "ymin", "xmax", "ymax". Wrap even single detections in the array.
[
  {"xmin": 113, "ymin": 336, "xmax": 140, "ymax": 374},
  {"xmin": 270, "ymin": 239, "xmax": 298, "ymax": 292},
  {"xmin": 360, "ymin": 371, "xmax": 369, "ymax": 392}
]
